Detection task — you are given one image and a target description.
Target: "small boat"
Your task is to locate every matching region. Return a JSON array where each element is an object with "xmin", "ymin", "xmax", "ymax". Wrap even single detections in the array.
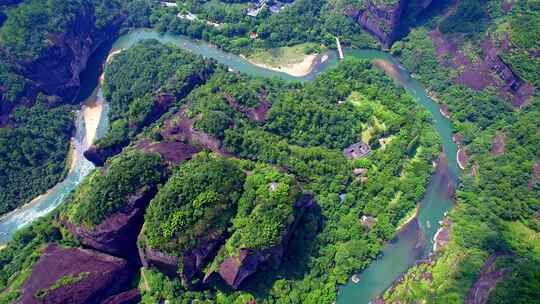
[
  {"xmin": 321, "ymin": 54, "xmax": 329, "ymax": 63},
  {"xmin": 351, "ymin": 274, "xmax": 360, "ymax": 283},
  {"xmin": 426, "ymin": 220, "xmax": 431, "ymax": 229}
]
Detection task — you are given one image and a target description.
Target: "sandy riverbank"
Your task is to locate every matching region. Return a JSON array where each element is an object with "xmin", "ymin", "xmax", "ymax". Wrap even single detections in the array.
[
  {"xmin": 457, "ymin": 148, "xmax": 468, "ymax": 170},
  {"xmin": 373, "ymin": 59, "xmax": 404, "ymax": 84},
  {"xmin": 243, "ymin": 53, "xmax": 319, "ymax": 77},
  {"xmin": 395, "ymin": 204, "xmax": 420, "ymax": 232},
  {"xmin": 99, "ymin": 48, "xmax": 124, "ymax": 84},
  {"xmin": 82, "ymin": 97, "xmax": 104, "ymax": 146}
]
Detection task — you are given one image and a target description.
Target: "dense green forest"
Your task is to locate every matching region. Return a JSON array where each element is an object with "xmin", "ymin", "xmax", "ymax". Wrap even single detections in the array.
[
  {"xmin": 135, "ymin": 51, "xmax": 440, "ymax": 302},
  {"xmin": 0, "ymin": 45, "xmax": 440, "ymax": 303},
  {"xmin": 143, "ymin": 153, "xmax": 245, "ymax": 255},
  {"xmin": 65, "ymin": 151, "xmax": 165, "ymax": 227},
  {"xmin": 0, "ymin": 100, "xmax": 74, "ymax": 214}
]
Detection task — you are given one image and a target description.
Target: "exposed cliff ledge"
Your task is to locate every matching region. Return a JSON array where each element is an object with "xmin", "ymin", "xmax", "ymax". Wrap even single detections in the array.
[
  {"xmin": 18, "ymin": 243, "xmax": 134, "ymax": 304},
  {"xmin": 84, "ymin": 94, "xmax": 177, "ymax": 166},
  {"xmin": 346, "ymin": 0, "xmax": 433, "ymax": 48},
  {"xmin": 64, "ymin": 186, "xmax": 158, "ymax": 262},
  {"xmin": 139, "ymin": 232, "xmax": 227, "ymax": 288},
  {"xmin": 205, "ymin": 193, "xmax": 316, "ymax": 290}
]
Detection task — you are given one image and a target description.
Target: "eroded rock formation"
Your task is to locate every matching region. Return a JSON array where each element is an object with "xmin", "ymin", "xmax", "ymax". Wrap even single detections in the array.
[
  {"xmin": 1, "ymin": 6, "xmax": 125, "ymax": 117},
  {"xmin": 206, "ymin": 194, "xmax": 316, "ymax": 289},
  {"xmin": 19, "ymin": 243, "xmax": 134, "ymax": 304},
  {"xmin": 347, "ymin": 0, "xmax": 433, "ymax": 47},
  {"xmin": 84, "ymin": 94, "xmax": 177, "ymax": 166},
  {"xmin": 65, "ymin": 186, "xmax": 158, "ymax": 261}
]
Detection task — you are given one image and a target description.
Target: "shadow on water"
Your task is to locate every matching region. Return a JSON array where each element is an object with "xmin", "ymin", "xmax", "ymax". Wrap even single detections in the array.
[{"xmin": 75, "ymin": 39, "xmax": 115, "ymax": 103}]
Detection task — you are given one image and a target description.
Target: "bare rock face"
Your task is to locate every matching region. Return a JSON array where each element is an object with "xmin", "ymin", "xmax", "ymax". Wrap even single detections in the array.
[
  {"xmin": 347, "ymin": 0, "xmax": 433, "ymax": 47},
  {"xmin": 223, "ymin": 90, "xmax": 271, "ymax": 123},
  {"xmin": 207, "ymin": 194, "xmax": 316, "ymax": 290},
  {"xmin": 136, "ymin": 139, "xmax": 201, "ymax": 165},
  {"xmin": 138, "ymin": 245, "xmax": 180, "ymax": 278},
  {"xmin": 19, "ymin": 243, "xmax": 134, "ymax": 304},
  {"xmin": 103, "ymin": 289, "xmax": 141, "ymax": 304},
  {"xmin": 490, "ymin": 132, "xmax": 506, "ymax": 156},
  {"xmin": 22, "ymin": 9, "xmax": 123, "ymax": 104},
  {"xmin": 465, "ymin": 254, "xmax": 511, "ymax": 304},
  {"xmin": 139, "ymin": 232, "xmax": 227, "ymax": 288},
  {"xmin": 65, "ymin": 187, "xmax": 158, "ymax": 262},
  {"xmin": 216, "ymin": 246, "xmax": 284, "ymax": 289},
  {"xmin": 181, "ymin": 237, "xmax": 227, "ymax": 287},
  {"xmin": 1, "ymin": 5, "xmax": 125, "ymax": 119}
]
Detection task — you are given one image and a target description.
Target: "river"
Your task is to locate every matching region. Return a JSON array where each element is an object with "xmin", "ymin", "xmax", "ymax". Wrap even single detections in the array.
[{"xmin": 0, "ymin": 29, "xmax": 460, "ymax": 303}]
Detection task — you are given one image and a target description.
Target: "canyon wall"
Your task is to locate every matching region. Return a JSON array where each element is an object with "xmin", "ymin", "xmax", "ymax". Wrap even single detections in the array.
[{"xmin": 347, "ymin": 0, "xmax": 433, "ymax": 47}]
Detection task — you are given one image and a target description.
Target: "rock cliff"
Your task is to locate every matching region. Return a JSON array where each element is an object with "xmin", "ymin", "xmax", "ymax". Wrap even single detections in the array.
[
  {"xmin": 65, "ymin": 186, "xmax": 158, "ymax": 262},
  {"xmin": 1, "ymin": 3, "xmax": 125, "ymax": 117},
  {"xmin": 347, "ymin": 0, "xmax": 433, "ymax": 47},
  {"xmin": 18, "ymin": 243, "xmax": 134, "ymax": 304},
  {"xmin": 205, "ymin": 194, "xmax": 316, "ymax": 289},
  {"xmin": 139, "ymin": 232, "xmax": 227, "ymax": 288},
  {"xmin": 84, "ymin": 94, "xmax": 177, "ymax": 166}
]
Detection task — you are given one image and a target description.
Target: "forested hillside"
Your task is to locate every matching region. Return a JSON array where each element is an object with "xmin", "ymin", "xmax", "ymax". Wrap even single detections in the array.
[{"xmin": 0, "ymin": 36, "xmax": 441, "ymax": 302}]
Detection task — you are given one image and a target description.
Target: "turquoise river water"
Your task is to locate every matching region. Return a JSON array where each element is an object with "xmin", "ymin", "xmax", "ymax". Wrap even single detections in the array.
[{"xmin": 0, "ymin": 29, "xmax": 460, "ymax": 303}]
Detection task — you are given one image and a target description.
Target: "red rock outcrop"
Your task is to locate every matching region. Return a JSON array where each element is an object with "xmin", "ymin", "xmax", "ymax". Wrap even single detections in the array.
[
  {"xmin": 347, "ymin": 0, "xmax": 433, "ymax": 47},
  {"xmin": 1, "ymin": 6, "xmax": 125, "ymax": 118},
  {"xmin": 206, "ymin": 194, "xmax": 316, "ymax": 289},
  {"xmin": 160, "ymin": 107, "xmax": 231, "ymax": 156},
  {"xmin": 430, "ymin": 29, "xmax": 534, "ymax": 108},
  {"xmin": 84, "ymin": 143, "xmax": 124, "ymax": 167},
  {"xmin": 138, "ymin": 232, "xmax": 227, "ymax": 288},
  {"xmin": 223, "ymin": 90, "xmax": 271, "ymax": 122},
  {"xmin": 465, "ymin": 254, "xmax": 511, "ymax": 304},
  {"xmin": 19, "ymin": 243, "xmax": 134, "ymax": 304},
  {"xmin": 103, "ymin": 289, "xmax": 141, "ymax": 304},
  {"xmin": 490, "ymin": 132, "xmax": 505, "ymax": 156},
  {"xmin": 137, "ymin": 139, "xmax": 202, "ymax": 164},
  {"xmin": 65, "ymin": 186, "xmax": 158, "ymax": 262},
  {"xmin": 528, "ymin": 160, "xmax": 540, "ymax": 191},
  {"xmin": 84, "ymin": 94, "xmax": 177, "ymax": 166}
]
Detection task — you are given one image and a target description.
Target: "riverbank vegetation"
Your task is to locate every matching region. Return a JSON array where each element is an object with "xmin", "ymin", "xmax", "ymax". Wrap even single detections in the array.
[
  {"xmin": 66, "ymin": 151, "xmax": 165, "ymax": 227},
  {"xmin": 0, "ymin": 36, "xmax": 441, "ymax": 302},
  {"xmin": 384, "ymin": 1, "xmax": 540, "ymax": 302},
  {"xmin": 149, "ymin": 0, "xmax": 378, "ymax": 55}
]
